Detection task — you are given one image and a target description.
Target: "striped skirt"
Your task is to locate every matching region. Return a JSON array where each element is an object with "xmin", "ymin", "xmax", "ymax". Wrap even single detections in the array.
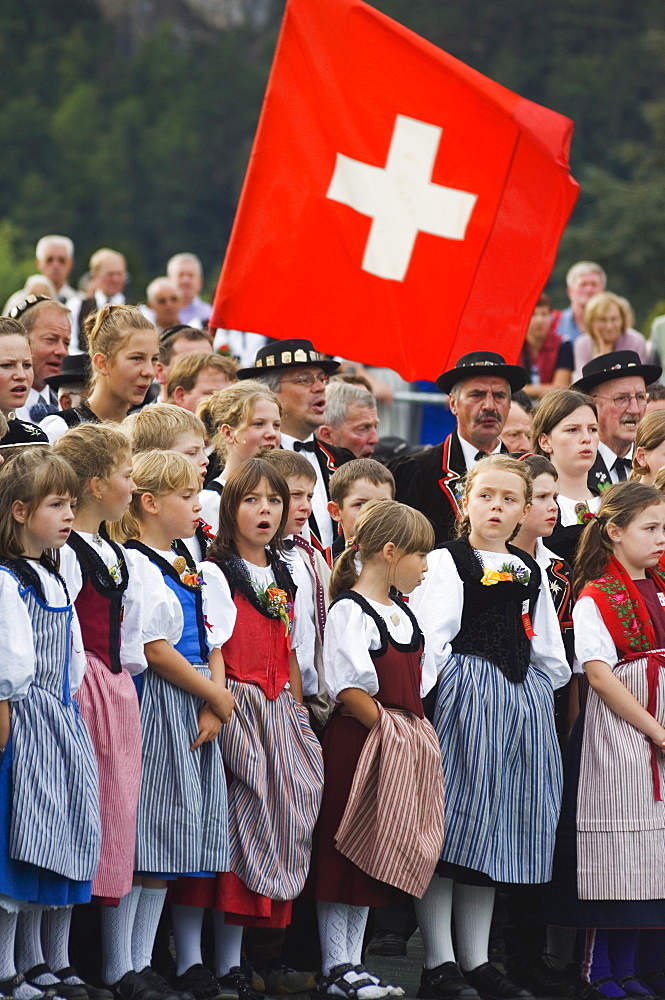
[
  {"xmin": 578, "ymin": 654, "xmax": 665, "ymax": 900},
  {"xmin": 434, "ymin": 652, "xmax": 562, "ymax": 884},
  {"xmin": 75, "ymin": 654, "xmax": 142, "ymax": 899},
  {"xmin": 220, "ymin": 680, "xmax": 324, "ymax": 900},
  {"xmin": 135, "ymin": 666, "xmax": 228, "ymax": 876},
  {"xmin": 10, "ymin": 684, "xmax": 100, "ymax": 884}
]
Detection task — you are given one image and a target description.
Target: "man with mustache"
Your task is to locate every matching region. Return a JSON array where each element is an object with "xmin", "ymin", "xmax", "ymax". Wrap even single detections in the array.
[
  {"xmin": 572, "ymin": 351, "xmax": 661, "ymax": 489},
  {"xmin": 391, "ymin": 351, "xmax": 527, "ymax": 544}
]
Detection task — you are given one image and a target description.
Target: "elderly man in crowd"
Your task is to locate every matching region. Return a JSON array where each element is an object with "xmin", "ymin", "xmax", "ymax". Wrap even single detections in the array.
[
  {"xmin": 553, "ymin": 260, "xmax": 606, "ymax": 344},
  {"xmin": 67, "ymin": 248, "xmax": 130, "ymax": 351},
  {"xmin": 154, "ymin": 326, "xmax": 213, "ymax": 403},
  {"xmin": 572, "ymin": 350, "xmax": 661, "ymax": 488},
  {"xmin": 391, "ymin": 351, "xmax": 527, "ymax": 544},
  {"xmin": 145, "ymin": 277, "xmax": 182, "ymax": 335},
  {"xmin": 240, "ymin": 338, "xmax": 353, "ymax": 548},
  {"xmin": 35, "ymin": 235, "xmax": 76, "ymax": 303},
  {"xmin": 167, "ymin": 252, "xmax": 212, "ymax": 328},
  {"xmin": 317, "ymin": 379, "xmax": 380, "ymax": 458}
]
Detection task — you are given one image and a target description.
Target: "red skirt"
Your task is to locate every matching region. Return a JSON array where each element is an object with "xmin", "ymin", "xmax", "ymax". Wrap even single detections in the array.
[{"xmin": 308, "ymin": 713, "xmax": 391, "ymax": 906}]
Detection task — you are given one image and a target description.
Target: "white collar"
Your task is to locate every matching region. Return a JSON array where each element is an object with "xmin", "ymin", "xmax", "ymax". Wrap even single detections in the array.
[
  {"xmin": 457, "ymin": 431, "xmax": 502, "ymax": 471},
  {"xmin": 597, "ymin": 440, "xmax": 633, "ymax": 468}
]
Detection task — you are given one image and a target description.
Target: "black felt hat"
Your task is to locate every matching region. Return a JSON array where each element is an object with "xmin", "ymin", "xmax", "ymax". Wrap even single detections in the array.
[
  {"xmin": 237, "ymin": 339, "xmax": 340, "ymax": 380},
  {"xmin": 44, "ymin": 353, "xmax": 91, "ymax": 390},
  {"xmin": 572, "ymin": 351, "xmax": 662, "ymax": 393},
  {"xmin": 0, "ymin": 418, "xmax": 49, "ymax": 450},
  {"xmin": 435, "ymin": 351, "xmax": 528, "ymax": 395}
]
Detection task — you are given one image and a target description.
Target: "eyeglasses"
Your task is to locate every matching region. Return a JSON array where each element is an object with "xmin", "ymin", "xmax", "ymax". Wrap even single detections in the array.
[
  {"xmin": 593, "ymin": 392, "xmax": 648, "ymax": 408},
  {"xmin": 280, "ymin": 372, "xmax": 329, "ymax": 387}
]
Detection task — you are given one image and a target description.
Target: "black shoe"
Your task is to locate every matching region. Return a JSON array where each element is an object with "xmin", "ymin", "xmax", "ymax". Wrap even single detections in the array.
[
  {"xmin": 366, "ymin": 933, "xmax": 408, "ymax": 958},
  {"xmin": 173, "ymin": 968, "xmax": 225, "ymax": 1000},
  {"xmin": 617, "ymin": 980, "xmax": 657, "ymax": 1000},
  {"xmin": 464, "ymin": 964, "xmax": 534, "ymax": 1000},
  {"xmin": 505, "ymin": 960, "xmax": 573, "ymax": 998},
  {"xmin": 137, "ymin": 970, "xmax": 193, "ymax": 1000},
  {"xmin": 418, "ymin": 963, "xmax": 481, "ymax": 1000},
  {"xmin": 0, "ymin": 974, "xmax": 46, "ymax": 1000},
  {"xmin": 25, "ymin": 967, "xmax": 87, "ymax": 1000},
  {"xmin": 216, "ymin": 969, "xmax": 263, "ymax": 1000},
  {"xmin": 55, "ymin": 968, "xmax": 115, "ymax": 1000},
  {"xmin": 110, "ymin": 970, "xmax": 182, "ymax": 1000},
  {"xmin": 573, "ymin": 979, "xmax": 628, "ymax": 1000}
]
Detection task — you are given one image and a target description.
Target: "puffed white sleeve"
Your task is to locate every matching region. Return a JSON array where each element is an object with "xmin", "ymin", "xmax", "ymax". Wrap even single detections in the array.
[
  {"xmin": 0, "ymin": 569, "xmax": 35, "ymax": 701},
  {"xmin": 129, "ymin": 549, "xmax": 184, "ymax": 645},
  {"xmin": 199, "ymin": 562, "xmax": 236, "ymax": 648},
  {"xmin": 530, "ymin": 570, "xmax": 572, "ymax": 690},
  {"xmin": 323, "ymin": 598, "xmax": 380, "ymax": 701},
  {"xmin": 68, "ymin": 605, "xmax": 88, "ymax": 695},
  {"xmin": 40, "ymin": 413, "xmax": 69, "ymax": 444},
  {"xmin": 118, "ymin": 547, "xmax": 148, "ymax": 676},
  {"xmin": 58, "ymin": 546, "xmax": 83, "ymax": 602},
  {"xmin": 573, "ymin": 596, "xmax": 618, "ymax": 670},
  {"xmin": 409, "ymin": 548, "xmax": 463, "ymax": 676}
]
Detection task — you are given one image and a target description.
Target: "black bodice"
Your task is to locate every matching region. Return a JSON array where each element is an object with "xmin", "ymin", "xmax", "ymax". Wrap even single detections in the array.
[{"xmin": 443, "ymin": 539, "xmax": 541, "ymax": 684}]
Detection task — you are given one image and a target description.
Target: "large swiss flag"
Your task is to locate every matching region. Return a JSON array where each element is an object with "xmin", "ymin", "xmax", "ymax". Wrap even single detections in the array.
[{"xmin": 211, "ymin": 0, "xmax": 579, "ymax": 382}]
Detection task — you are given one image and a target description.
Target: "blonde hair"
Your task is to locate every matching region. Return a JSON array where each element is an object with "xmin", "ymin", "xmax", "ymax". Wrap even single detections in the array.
[
  {"xmin": 0, "ymin": 449, "xmax": 77, "ymax": 560},
  {"xmin": 53, "ymin": 424, "xmax": 130, "ymax": 509},
  {"xmin": 85, "ymin": 304, "xmax": 157, "ymax": 385},
  {"xmin": 166, "ymin": 352, "xmax": 238, "ymax": 399},
  {"xmin": 125, "ymin": 403, "xmax": 206, "ymax": 453},
  {"xmin": 583, "ymin": 291, "xmax": 629, "ymax": 340},
  {"xmin": 196, "ymin": 380, "xmax": 281, "ymax": 458},
  {"xmin": 330, "ymin": 499, "xmax": 435, "ymax": 600},
  {"xmin": 630, "ymin": 409, "xmax": 665, "ymax": 480},
  {"xmin": 110, "ymin": 450, "xmax": 199, "ymax": 543},
  {"xmin": 456, "ymin": 455, "xmax": 532, "ymax": 540}
]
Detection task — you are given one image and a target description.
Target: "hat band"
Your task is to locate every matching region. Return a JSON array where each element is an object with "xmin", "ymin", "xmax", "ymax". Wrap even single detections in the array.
[{"xmin": 256, "ymin": 348, "xmax": 324, "ymax": 368}]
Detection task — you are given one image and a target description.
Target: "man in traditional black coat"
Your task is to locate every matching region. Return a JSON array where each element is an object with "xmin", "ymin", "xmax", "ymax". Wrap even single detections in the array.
[{"xmin": 390, "ymin": 351, "xmax": 528, "ymax": 544}]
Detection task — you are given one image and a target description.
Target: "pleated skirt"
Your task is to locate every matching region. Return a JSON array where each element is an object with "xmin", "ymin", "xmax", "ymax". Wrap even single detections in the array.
[
  {"xmin": 135, "ymin": 665, "xmax": 228, "ymax": 876},
  {"xmin": 220, "ymin": 680, "xmax": 324, "ymax": 901},
  {"xmin": 434, "ymin": 652, "xmax": 562, "ymax": 884},
  {"xmin": 75, "ymin": 654, "xmax": 142, "ymax": 899}
]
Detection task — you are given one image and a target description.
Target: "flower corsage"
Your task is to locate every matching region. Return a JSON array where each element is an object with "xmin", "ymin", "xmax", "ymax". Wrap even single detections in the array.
[
  {"xmin": 480, "ymin": 563, "xmax": 531, "ymax": 587},
  {"xmin": 253, "ymin": 582, "xmax": 292, "ymax": 637},
  {"xmin": 108, "ymin": 558, "xmax": 123, "ymax": 585},
  {"xmin": 173, "ymin": 555, "xmax": 206, "ymax": 589}
]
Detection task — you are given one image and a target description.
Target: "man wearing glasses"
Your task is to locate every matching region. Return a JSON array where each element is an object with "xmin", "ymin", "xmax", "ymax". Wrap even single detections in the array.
[
  {"xmin": 573, "ymin": 351, "xmax": 662, "ymax": 487},
  {"xmin": 238, "ymin": 338, "xmax": 354, "ymax": 548}
]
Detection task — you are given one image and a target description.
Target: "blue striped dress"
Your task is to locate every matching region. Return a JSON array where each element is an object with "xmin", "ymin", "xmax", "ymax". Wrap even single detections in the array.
[
  {"xmin": 0, "ymin": 560, "xmax": 101, "ymax": 908},
  {"xmin": 411, "ymin": 543, "xmax": 570, "ymax": 885}
]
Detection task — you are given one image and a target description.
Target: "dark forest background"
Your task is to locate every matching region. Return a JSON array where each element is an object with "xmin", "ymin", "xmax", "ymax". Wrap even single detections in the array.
[{"xmin": 2, "ymin": 0, "xmax": 665, "ymax": 325}]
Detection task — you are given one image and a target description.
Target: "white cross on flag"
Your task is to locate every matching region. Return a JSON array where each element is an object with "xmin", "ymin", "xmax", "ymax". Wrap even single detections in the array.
[{"xmin": 210, "ymin": 0, "xmax": 579, "ymax": 382}]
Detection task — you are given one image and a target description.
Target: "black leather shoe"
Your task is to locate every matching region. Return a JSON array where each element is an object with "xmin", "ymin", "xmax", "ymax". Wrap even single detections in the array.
[
  {"xmin": 464, "ymin": 964, "xmax": 534, "ymax": 1000},
  {"xmin": 418, "ymin": 963, "xmax": 481, "ymax": 1000},
  {"xmin": 504, "ymin": 960, "xmax": 573, "ymax": 998}
]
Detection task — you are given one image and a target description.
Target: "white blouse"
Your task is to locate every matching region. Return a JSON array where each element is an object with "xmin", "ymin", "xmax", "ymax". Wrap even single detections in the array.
[
  {"xmin": 323, "ymin": 595, "xmax": 436, "ymax": 703},
  {"xmin": 200, "ymin": 557, "xmax": 306, "ymax": 654},
  {"xmin": 59, "ymin": 534, "xmax": 147, "ymax": 676},
  {"xmin": 123, "ymin": 547, "xmax": 183, "ymax": 647},
  {"xmin": 410, "ymin": 547, "xmax": 571, "ymax": 690},
  {"xmin": 0, "ymin": 562, "xmax": 87, "ymax": 697},
  {"xmin": 557, "ymin": 493, "xmax": 601, "ymax": 527}
]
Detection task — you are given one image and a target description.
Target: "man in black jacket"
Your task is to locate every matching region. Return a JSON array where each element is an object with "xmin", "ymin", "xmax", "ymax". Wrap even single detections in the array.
[
  {"xmin": 391, "ymin": 351, "xmax": 527, "ymax": 544},
  {"xmin": 238, "ymin": 339, "xmax": 354, "ymax": 549}
]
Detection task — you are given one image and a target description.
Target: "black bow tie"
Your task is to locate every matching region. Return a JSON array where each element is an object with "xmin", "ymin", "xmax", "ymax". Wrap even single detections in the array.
[
  {"xmin": 293, "ymin": 439, "xmax": 317, "ymax": 453},
  {"xmin": 475, "ymin": 450, "xmax": 489, "ymax": 461}
]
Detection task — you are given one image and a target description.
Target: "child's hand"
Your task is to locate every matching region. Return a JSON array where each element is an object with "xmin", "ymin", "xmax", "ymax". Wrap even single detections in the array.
[
  {"xmin": 650, "ymin": 724, "xmax": 665, "ymax": 750},
  {"xmin": 191, "ymin": 704, "xmax": 223, "ymax": 750},
  {"xmin": 208, "ymin": 686, "xmax": 236, "ymax": 725}
]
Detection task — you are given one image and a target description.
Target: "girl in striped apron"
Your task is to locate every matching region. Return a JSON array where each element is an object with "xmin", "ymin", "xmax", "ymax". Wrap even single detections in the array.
[
  {"xmin": 548, "ymin": 481, "xmax": 665, "ymax": 1000},
  {"xmin": 169, "ymin": 458, "xmax": 324, "ymax": 1000},
  {"xmin": 410, "ymin": 456, "xmax": 570, "ymax": 1000},
  {"xmin": 54, "ymin": 425, "xmax": 150, "ymax": 995},
  {"xmin": 311, "ymin": 499, "xmax": 444, "ymax": 1000},
  {"xmin": 0, "ymin": 450, "xmax": 101, "ymax": 1000},
  {"xmin": 113, "ymin": 451, "xmax": 235, "ymax": 1000}
]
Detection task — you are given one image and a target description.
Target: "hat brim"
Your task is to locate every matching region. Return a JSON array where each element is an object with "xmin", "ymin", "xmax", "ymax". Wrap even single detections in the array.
[
  {"xmin": 237, "ymin": 357, "xmax": 340, "ymax": 380},
  {"xmin": 44, "ymin": 371, "xmax": 90, "ymax": 390},
  {"xmin": 436, "ymin": 364, "xmax": 528, "ymax": 395},
  {"xmin": 572, "ymin": 362, "xmax": 662, "ymax": 394}
]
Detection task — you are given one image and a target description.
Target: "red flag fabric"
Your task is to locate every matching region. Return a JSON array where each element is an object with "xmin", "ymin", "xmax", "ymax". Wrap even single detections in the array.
[{"xmin": 211, "ymin": 0, "xmax": 579, "ymax": 382}]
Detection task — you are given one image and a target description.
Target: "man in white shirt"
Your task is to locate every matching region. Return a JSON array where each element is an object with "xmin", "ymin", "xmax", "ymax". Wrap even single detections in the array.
[
  {"xmin": 573, "ymin": 351, "xmax": 662, "ymax": 488},
  {"xmin": 66, "ymin": 248, "xmax": 129, "ymax": 351},
  {"xmin": 166, "ymin": 253, "xmax": 212, "ymax": 328},
  {"xmin": 35, "ymin": 235, "xmax": 76, "ymax": 303}
]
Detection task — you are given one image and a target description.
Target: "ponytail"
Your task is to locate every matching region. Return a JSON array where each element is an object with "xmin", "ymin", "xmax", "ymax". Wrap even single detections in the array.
[{"xmin": 329, "ymin": 543, "xmax": 360, "ymax": 601}]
